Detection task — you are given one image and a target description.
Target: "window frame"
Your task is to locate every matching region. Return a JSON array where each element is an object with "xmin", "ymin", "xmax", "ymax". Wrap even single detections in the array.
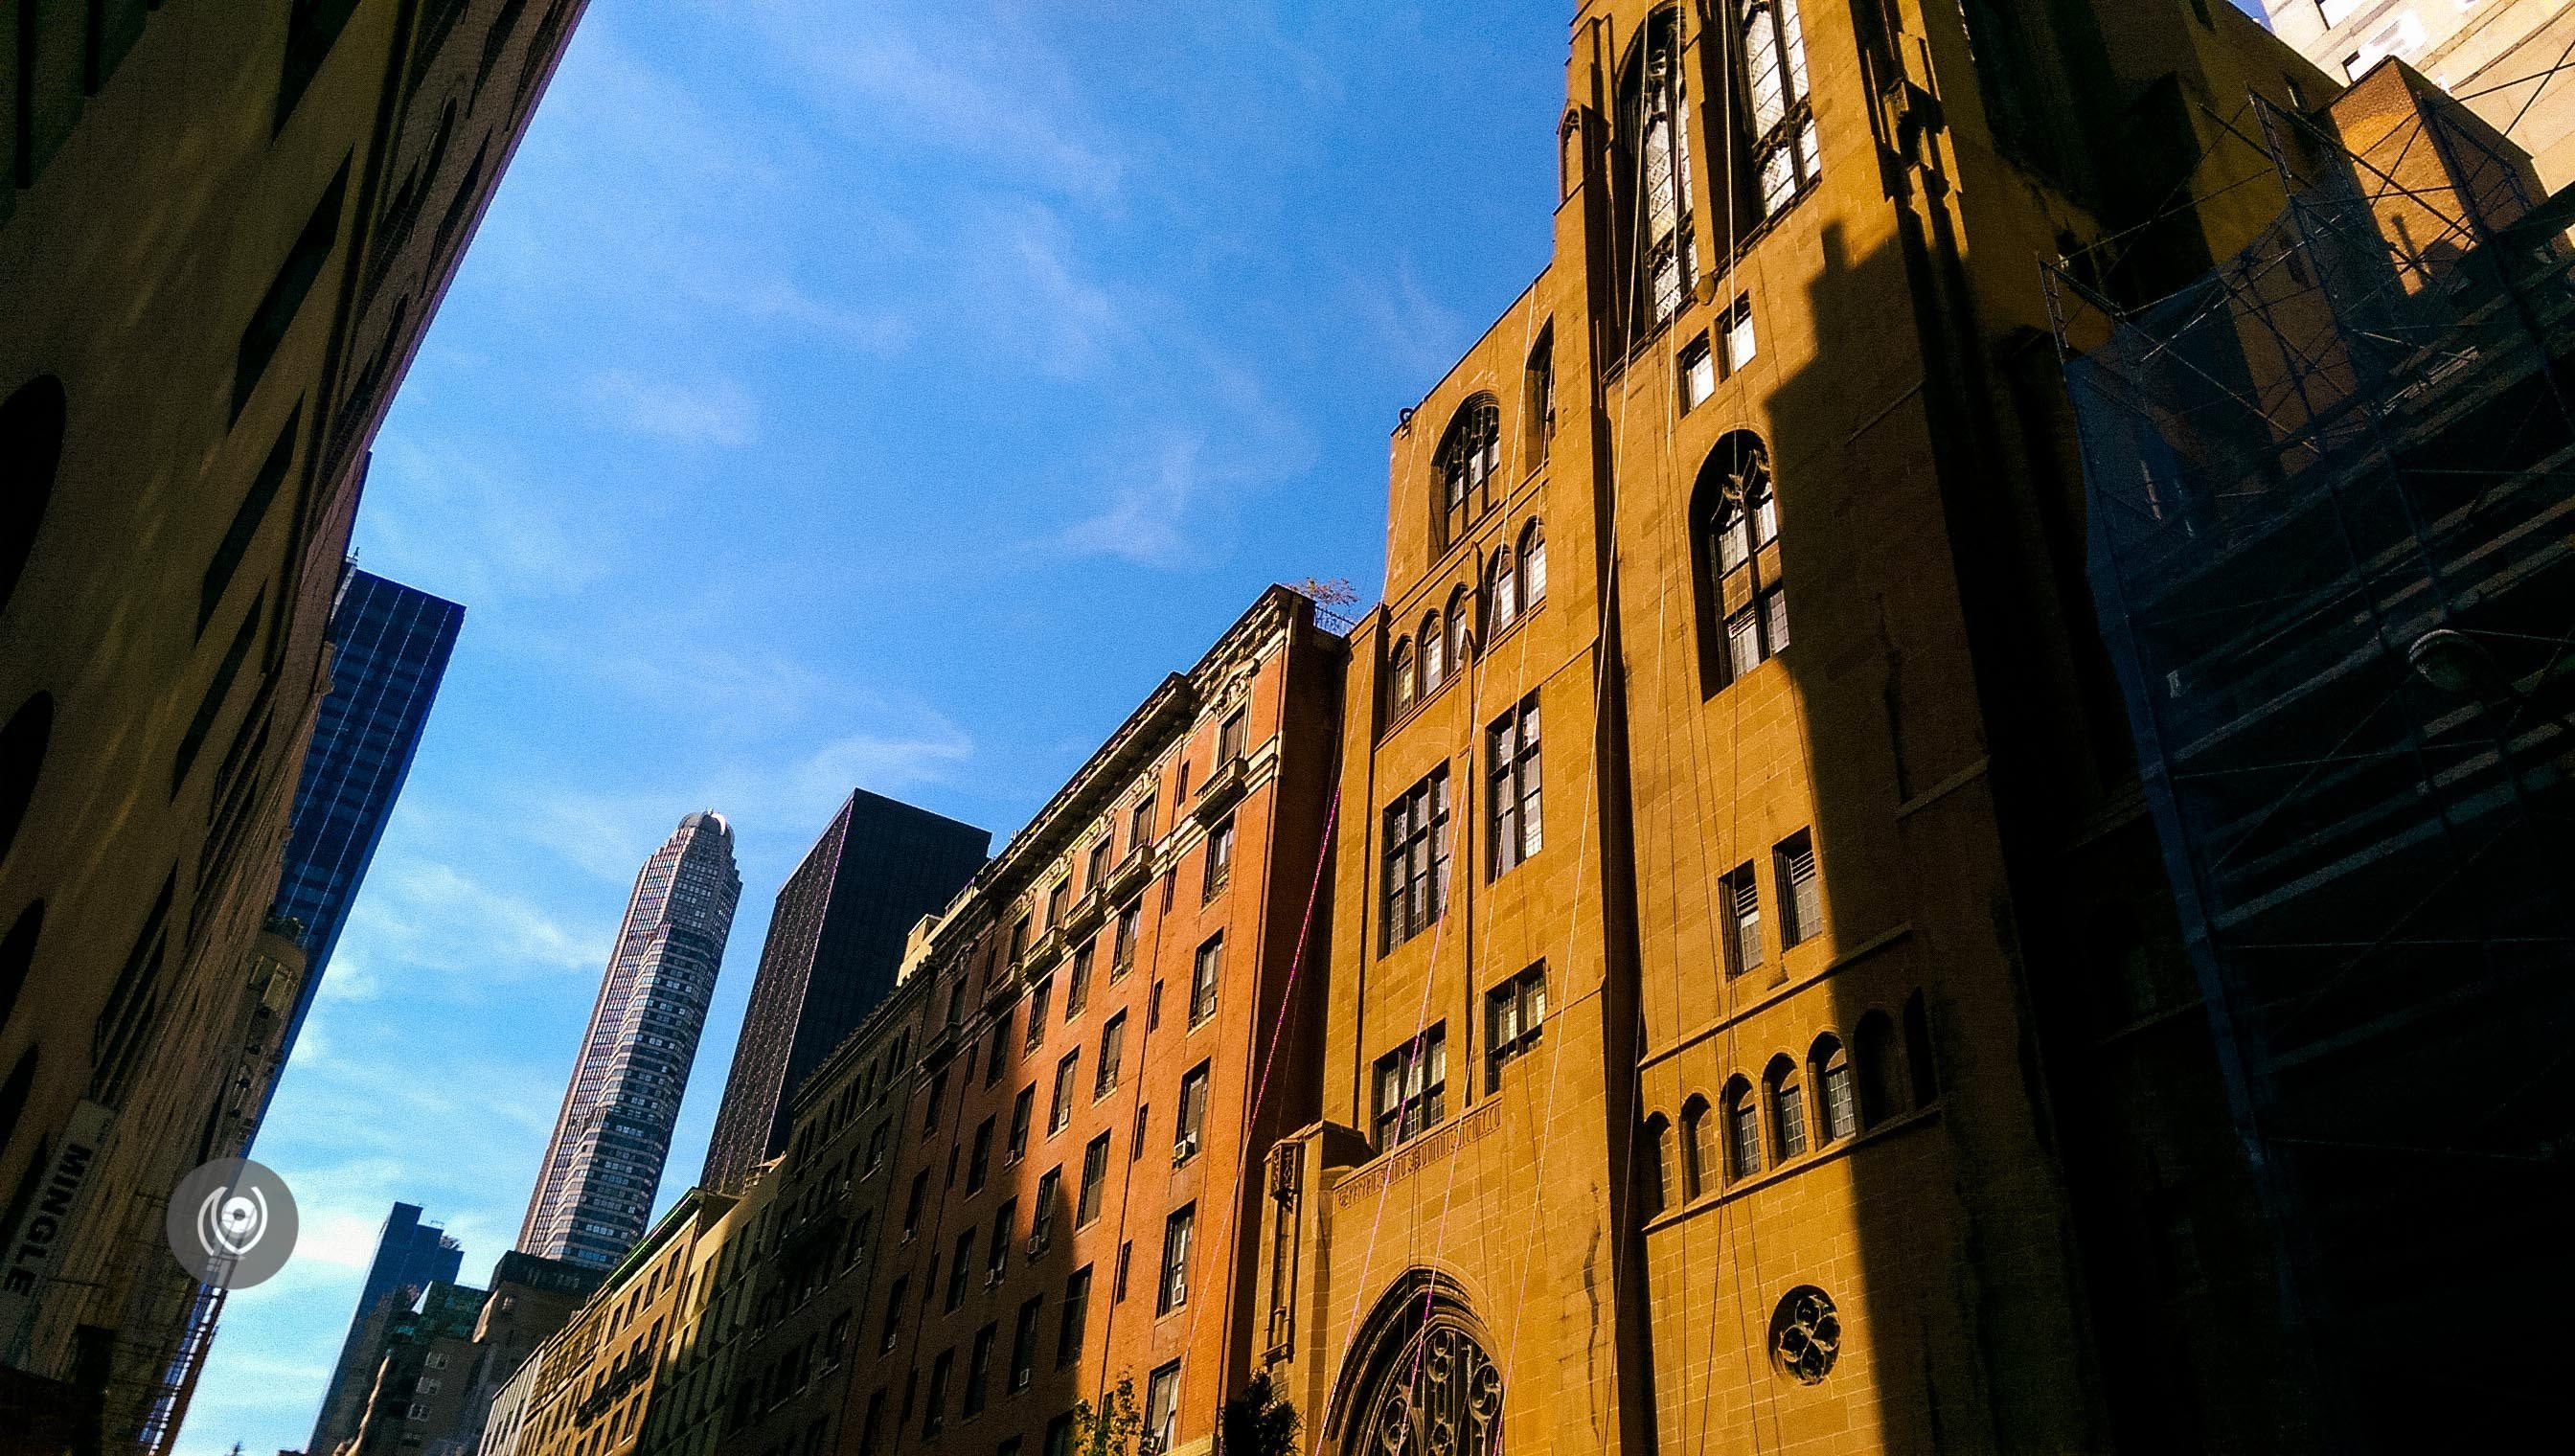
[
  {"xmin": 1371, "ymin": 1024, "xmax": 1449, "ymax": 1149},
  {"xmin": 1488, "ymin": 694, "xmax": 1543, "ymax": 878}
]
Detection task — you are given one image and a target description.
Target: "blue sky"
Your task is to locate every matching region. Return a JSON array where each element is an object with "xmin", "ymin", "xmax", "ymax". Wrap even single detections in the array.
[{"xmin": 177, "ymin": 4, "xmax": 1574, "ymax": 1453}]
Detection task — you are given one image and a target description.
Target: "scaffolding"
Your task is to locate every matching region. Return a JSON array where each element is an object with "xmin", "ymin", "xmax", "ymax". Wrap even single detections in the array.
[{"xmin": 2047, "ymin": 62, "xmax": 2575, "ymax": 1445}]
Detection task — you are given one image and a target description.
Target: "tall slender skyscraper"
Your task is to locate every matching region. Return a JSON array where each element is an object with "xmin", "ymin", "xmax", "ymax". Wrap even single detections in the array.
[
  {"xmin": 701, "ymin": 789, "xmax": 988, "ymax": 1192},
  {"xmin": 269, "ymin": 566, "xmax": 465, "ymax": 1107},
  {"xmin": 308, "ymin": 1203, "xmax": 463, "ymax": 1456},
  {"xmin": 519, "ymin": 812, "xmax": 741, "ymax": 1269}
]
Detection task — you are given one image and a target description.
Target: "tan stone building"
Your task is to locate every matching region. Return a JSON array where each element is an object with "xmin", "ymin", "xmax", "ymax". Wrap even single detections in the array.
[
  {"xmin": 1253, "ymin": 3, "xmax": 2361, "ymax": 1454},
  {"xmin": 508, "ymin": 1193, "xmax": 733, "ymax": 1456},
  {"xmin": 0, "ymin": 4, "xmax": 586, "ymax": 1446}
]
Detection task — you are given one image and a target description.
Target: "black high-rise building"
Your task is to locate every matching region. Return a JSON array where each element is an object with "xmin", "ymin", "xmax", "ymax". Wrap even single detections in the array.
[
  {"xmin": 700, "ymin": 789, "xmax": 988, "ymax": 1191},
  {"xmin": 271, "ymin": 567, "xmax": 465, "ymax": 1086}
]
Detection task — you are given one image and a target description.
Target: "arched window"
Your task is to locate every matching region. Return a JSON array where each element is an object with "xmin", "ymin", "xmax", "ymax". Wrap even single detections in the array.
[
  {"xmin": 1488, "ymin": 545, "xmax": 1517, "ymax": 633},
  {"xmin": 1, "ymin": 376, "xmax": 67, "ymax": 622},
  {"xmin": 1766, "ymin": 1055, "xmax": 1808, "ymax": 1160},
  {"xmin": 1435, "ymin": 396, "xmax": 1502, "ymax": 550},
  {"xmin": 1723, "ymin": 1076, "xmax": 1761, "ymax": 1180},
  {"xmin": 1447, "ymin": 587, "xmax": 1473, "ymax": 670},
  {"xmin": 1616, "ymin": 9, "xmax": 1695, "ymax": 337},
  {"xmin": 1679, "ymin": 1095, "xmax": 1714, "ymax": 1200},
  {"xmin": 1812, "ymin": 1035, "xmax": 1856, "ymax": 1144},
  {"xmin": 1691, "ymin": 434, "xmax": 1789, "ymax": 694},
  {"xmin": 1736, "ymin": 2, "xmax": 1820, "ymax": 218},
  {"xmin": 1390, "ymin": 639, "xmax": 1415, "ymax": 717},
  {"xmin": 1904, "ymin": 990, "xmax": 1940, "ymax": 1106},
  {"xmin": 1420, "ymin": 612, "xmax": 1445, "ymax": 695},
  {"xmin": 1329, "ymin": 1277, "xmax": 1504, "ymax": 1456},
  {"xmin": 0, "ymin": 693, "xmax": 55, "ymax": 872},
  {"xmin": 1519, "ymin": 520, "xmax": 1547, "ymax": 608},
  {"xmin": 1643, "ymin": 1113, "xmax": 1675, "ymax": 1214},
  {"xmin": 0, "ymin": 899, "xmax": 40, "ymax": 1036},
  {"xmin": 1855, "ymin": 1011, "xmax": 1903, "ymax": 1126}
]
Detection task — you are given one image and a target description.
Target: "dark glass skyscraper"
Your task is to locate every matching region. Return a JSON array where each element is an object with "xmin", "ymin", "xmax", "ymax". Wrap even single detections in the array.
[
  {"xmin": 271, "ymin": 566, "xmax": 465, "ymax": 1081},
  {"xmin": 701, "ymin": 790, "xmax": 988, "ymax": 1192},
  {"xmin": 308, "ymin": 1203, "xmax": 464, "ymax": 1456},
  {"xmin": 519, "ymin": 812, "xmax": 741, "ymax": 1269}
]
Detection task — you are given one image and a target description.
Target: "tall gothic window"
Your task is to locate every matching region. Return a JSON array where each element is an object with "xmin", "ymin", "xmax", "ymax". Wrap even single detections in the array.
[
  {"xmin": 1739, "ymin": 1, "xmax": 1820, "ymax": 217},
  {"xmin": 1619, "ymin": 9, "xmax": 1696, "ymax": 337},
  {"xmin": 1693, "ymin": 433, "xmax": 1789, "ymax": 694},
  {"xmin": 1435, "ymin": 396, "xmax": 1503, "ymax": 551}
]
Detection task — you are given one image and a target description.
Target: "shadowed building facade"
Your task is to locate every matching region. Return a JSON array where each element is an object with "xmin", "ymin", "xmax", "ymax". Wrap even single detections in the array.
[
  {"xmin": 0, "ymin": 3, "xmax": 588, "ymax": 1444},
  {"xmin": 521, "ymin": 813, "xmax": 742, "ymax": 1271},
  {"xmin": 700, "ymin": 790, "xmax": 990, "ymax": 1195},
  {"xmin": 268, "ymin": 566, "xmax": 466, "ymax": 1116}
]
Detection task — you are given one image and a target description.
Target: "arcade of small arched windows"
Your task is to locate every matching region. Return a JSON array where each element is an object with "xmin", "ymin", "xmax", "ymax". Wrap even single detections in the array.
[
  {"xmin": 1385, "ymin": 520, "xmax": 1547, "ymax": 724},
  {"xmin": 1641, "ymin": 991, "xmax": 1941, "ymax": 1217}
]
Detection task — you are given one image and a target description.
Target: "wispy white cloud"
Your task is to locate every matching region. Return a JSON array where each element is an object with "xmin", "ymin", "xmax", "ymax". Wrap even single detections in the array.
[
  {"xmin": 733, "ymin": 0, "xmax": 1129, "ymax": 201},
  {"xmin": 1058, "ymin": 434, "xmax": 1211, "ymax": 567},
  {"xmin": 586, "ymin": 369, "xmax": 760, "ymax": 446},
  {"xmin": 360, "ymin": 436, "xmax": 615, "ymax": 603}
]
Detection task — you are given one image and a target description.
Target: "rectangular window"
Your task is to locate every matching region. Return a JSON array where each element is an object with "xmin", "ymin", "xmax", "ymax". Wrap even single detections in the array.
[
  {"xmin": 1050, "ymin": 1053, "xmax": 1079, "ymax": 1134},
  {"xmin": 1175, "ymin": 1063, "xmax": 1210, "ymax": 1163},
  {"xmin": 1722, "ymin": 294, "xmax": 1757, "ymax": 373},
  {"xmin": 1723, "ymin": 863, "xmax": 1765, "ymax": 975},
  {"xmin": 1009, "ymin": 916, "xmax": 1031, "ymax": 967},
  {"xmin": 905, "ymin": 1172, "xmax": 928, "ymax": 1239},
  {"xmin": 1488, "ymin": 695, "xmax": 1542, "ymax": 877},
  {"xmin": 1008, "ymin": 1087, "xmax": 1035, "ymax": 1163},
  {"xmin": 989, "ymin": 1200, "xmax": 1015, "ymax": 1280},
  {"xmin": 1025, "ymin": 978, "xmax": 1053, "ymax": 1050},
  {"xmin": 1202, "ymin": 817, "xmax": 1235, "ymax": 899},
  {"xmin": 946, "ymin": 1232, "xmax": 974, "ymax": 1309},
  {"xmin": 965, "ymin": 1326, "xmax": 994, "ymax": 1417},
  {"xmin": 1220, "ymin": 709, "xmax": 1248, "ymax": 764},
  {"xmin": 1775, "ymin": 831, "xmax": 1820, "ymax": 948},
  {"xmin": 1031, "ymin": 1168, "xmax": 1061, "ymax": 1251},
  {"xmin": 1763, "ymin": 583, "xmax": 1790, "ymax": 656},
  {"xmin": 1067, "ymin": 940, "xmax": 1094, "ymax": 1016},
  {"xmin": 203, "ymin": 409, "xmax": 297, "ymax": 635},
  {"xmin": 1822, "ymin": 1046, "xmax": 1860, "ymax": 1136},
  {"xmin": 1379, "ymin": 768, "xmax": 1452, "ymax": 953},
  {"xmin": 985, "ymin": 1019, "xmax": 1010, "ymax": 1085},
  {"xmin": 234, "ymin": 164, "xmax": 348, "ymax": 421},
  {"xmin": 1011, "ymin": 1296, "xmax": 1041, "ymax": 1391},
  {"xmin": 1128, "ymin": 792, "xmax": 1155, "ymax": 854},
  {"xmin": 1113, "ymin": 1240, "xmax": 1133, "ymax": 1303},
  {"xmin": 968, "ymin": 1117, "xmax": 994, "ymax": 1193},
  {"xmin": 1371, "ymin": 1026, "xmax": 1447, "ymax": 1149},
  {"xmin": 1157, "ymin": 1205, "xmax": 1195, "ymax": 1314},
  {"xmin": 923, "ymin": 1350, "xmax": 951, "ymax": 1437},
  {"xmin": 1046, "ymin": 879, "xmax": 1070, "ymax": 930},
  {"xmin": 1095, "ymin": 1012, "xmax": 1126, "ymax": 1099},
  {"xmin": 1077, "ymin": 1134, "xmax": 1111, "ymax": 1227},
  {"xmin": 1777, "ymin": 1081, "xmax": 1809, "ymax": 1159},
  {"xmin": 1113, "ymin": 902, "xmax": 1142, "ymax": 976},
  {"xmin": 1057, "ymin": 1267, "xmax": 1091, "ymax": 1369},
  {"xmin": 1132, "ymin": 1100, "xmax": 1151, "ymax": 1157},
  {"xmin": 1727, "ymin": 604, "xmax": 1765, "ymax": 680},
  {"xmin": 1045, "ymin": 1415, "xmax": 1074, "ymax": 1456},
  {"xmin": 923, "ymin": 1069, "xmax": 948, "ymax": 1134},
  {"xmin": 880, "ymin": 1278, "xmax": 908, "ymax": 1354},
  {"xmin": 1678, "ymin": 335, "xmax": 1716, "ymax": 411},
  {"xmin": 1485, "ymin": 965, "xmax": 1548, "ymax": 1090},
  {"xmin": 1086, "ymin": 836, "xmax": 1113, "ymax": 891},
  {"xmin": 1145, "ymin": 1362, "xmax": 1181, "ymax": 1454},
  {"xmin": 1189, "ymin": 935, "xmax": 1222, "ymax": 1027}
]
